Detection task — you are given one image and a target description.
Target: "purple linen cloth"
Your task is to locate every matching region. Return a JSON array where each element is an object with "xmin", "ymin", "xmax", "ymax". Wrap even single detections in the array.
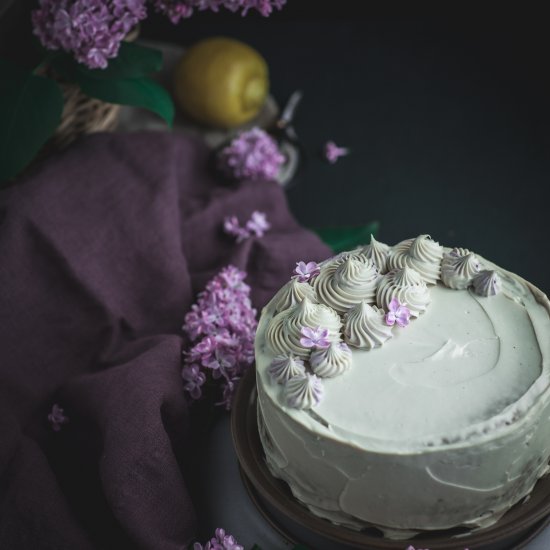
[{"xmin": 0, "ymin": 132, "xmax": 331, "ymax": 550}]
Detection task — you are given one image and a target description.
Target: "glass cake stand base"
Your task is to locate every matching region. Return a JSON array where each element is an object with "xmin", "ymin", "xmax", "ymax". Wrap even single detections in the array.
[{"xmin": 231, "ymin": 368, "xmax": 550, "ymax": 550}]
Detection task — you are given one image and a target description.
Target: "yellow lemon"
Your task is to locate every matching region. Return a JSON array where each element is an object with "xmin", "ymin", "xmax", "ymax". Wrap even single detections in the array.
[{"xmin": 173, "ymin": 36, "xmax": 269, "ymax": 129}]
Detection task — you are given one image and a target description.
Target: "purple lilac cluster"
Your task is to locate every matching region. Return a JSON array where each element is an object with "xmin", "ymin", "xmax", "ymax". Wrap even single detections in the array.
[
  {"xmin": 193, "ymin": 528, "xmax": 243, "ymax": 550},
  {"xmin": 32, "ymin": 0, "xmax": 148, "ymax": 69},
  {"xmin": 224, "ymin": 211, "xmax": 271, "ymax": 243},
  {"xmin": 153, "ymin": 0, "xmax": 286, "ymax": 24},
  {"xmin": 182, "ymin": 266, "xmax": 257, "ymax": 410},
  {"xmin": 218, "ymin": 127, "xmax": 286, "ymax": 181}
]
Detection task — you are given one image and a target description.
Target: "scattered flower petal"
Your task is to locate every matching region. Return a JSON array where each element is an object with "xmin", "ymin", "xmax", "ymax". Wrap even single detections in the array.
[
  {"xmin": 223, "ymin": 212, "xmax": 270, "ymax": 242},
  {"xmin": 193, "ymin": 527, "xmax": 244, "ymax": 550},
  {"xmin": 48, "ymin": 403, "xmax": 69, "ymax": 432},
  {"xmin": 246, "ymin": 211, "xmax": 271, "ymax": 237},
  {"xmin": 324, "ymin": 140, "xmax": 349, "ymax": 164}
]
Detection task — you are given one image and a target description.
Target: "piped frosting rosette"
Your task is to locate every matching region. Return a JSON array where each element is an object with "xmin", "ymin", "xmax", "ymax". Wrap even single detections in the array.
[
  {"xmin": 284, "ymin": 373, "xmax": 324, "ymax": 409},
  {"xmin": 269, "ymin": 354, "xmax": 306, "ymax": 384},
  {"xmin": 314, "ymin": 255, "xmax": 379, "ymax": 314},
  {"xmin": 310, "ymin": 342, "xmax": 352, "ymax": 377},
  {"xmin": 387, "ymin": 234, "xmax": 443, "ymax": 285},
  {"xmin": 473, "ymin": 270, "xmax": 502, "ymax": 297},
  {"xmin": 272, "ymin": 278, "xmax": 317, "ymax": 312},
  {"xmin": 266, "ymin": 296, "xmax": 342, "ymax": 357},
  {"xmin": 441, "ymin": 248, "xmax": 481, "ymax": 290},
  {"xmin": 344, "ymin": 301, "xmax": 393, "ymax": 349},
  {"xmin": 356, "ymin": 235, "xmax": 391, "ymax": 274},
  {"xmin": 376, "ymin": 266, "xmax": 431, "ymax": 318}
]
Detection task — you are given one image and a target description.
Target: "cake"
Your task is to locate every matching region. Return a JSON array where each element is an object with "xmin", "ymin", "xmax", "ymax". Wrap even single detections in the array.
[{"xmin": 254, "ymin": 235, "xmax": 550, "ymax": 537}]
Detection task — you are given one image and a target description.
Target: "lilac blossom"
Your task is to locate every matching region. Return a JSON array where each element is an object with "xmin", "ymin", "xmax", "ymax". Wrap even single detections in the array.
[
  {"xmin": 324, "ymin": 140, "xmax": 349, "ymax": 164},
  {"xmin": 153, "ymin": 0, "xmax": 286, "ymax": 24},
  {"xmin": 32, "ymin": 0, "xmax": 148, "ymax": 69},
  {"xmin": 385, "ymin": 298, "xmax": 411, "ymax": 328},
  {"xmin": 223, "ymin": 211, "xmax": 270, "ymax": 242},
  {"xmin": 182, "ymin": 266, "xmax": 257, "ymax": 410},
  {"xmin": 193, "ymin": 528, "xmax": 244, "ymax": 550},
  {"xmin": 218, "ymin": 127, "xmax": 286, "ymax": 181},
  {"xmin": 300, "ymin": 326, "xmax": 330, "ymax": 349},
  {"xmin": 294, "ymin": 260, "xmax": 320, "ymax": 282},
  {"xmin": 48, "ymin": 403, "xmax": 69, "ymax": 432}
]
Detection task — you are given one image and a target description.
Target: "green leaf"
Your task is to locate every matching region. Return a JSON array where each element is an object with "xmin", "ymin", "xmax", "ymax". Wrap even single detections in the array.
[
  {"xmin": 77, "ymin": 74, "xmax": 174, "ymax": 127},
  {"xmin": 312, "ymin": 221, "xmax": 380, "ymax": 253},
  {"xmin": 0, "ymin": 58, "xmax": 63, "ymax": 184},
  {"xmin": 51, "ymin": 43, "xmax": 163, "ymax": 81}
]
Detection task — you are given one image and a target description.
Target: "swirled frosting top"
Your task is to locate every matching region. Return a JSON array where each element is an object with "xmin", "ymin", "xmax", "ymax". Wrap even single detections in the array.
[{"xmin": 256, "ymin": 236, "xmax": 550, "ymax": 450}]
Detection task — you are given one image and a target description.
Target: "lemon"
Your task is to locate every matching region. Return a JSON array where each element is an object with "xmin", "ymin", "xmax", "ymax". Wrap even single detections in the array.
[{"xmin": 173, "ymin": 36, "xmax": 269, "ymax": 129}]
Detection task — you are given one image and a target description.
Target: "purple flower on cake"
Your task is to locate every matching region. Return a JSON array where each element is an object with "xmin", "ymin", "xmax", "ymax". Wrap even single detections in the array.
[
  {"xmin": 218, "ymin": 127, "xmax": 286, "ymax": 181},
  {"xmin": 48, "ymin": 403, "xmax": 69, "ymax": 432},
  {"xmin": 324, "ymin": 140, "xmax": 349, "ymax": 164},
  {"xmin": 182, "ymin": 266, "xmax": 257, "ymax": 410},
  {"xmin": 300, "ymin": 326, "xmax": 331, "ymax": 349},
  {"xmin": 294, "ymin": 261, "xmax": 321, "ymax": 282},
  {"xmin": 246, "ymin": 211, "xmax": 271, "ymax": 237},
  {"xmin": 193, "ymin": 527, "xmax": 244, "ymax": 550},
  {"xmin": 385, "ymin": 298, "xmax": 411, "ymax": 328}
]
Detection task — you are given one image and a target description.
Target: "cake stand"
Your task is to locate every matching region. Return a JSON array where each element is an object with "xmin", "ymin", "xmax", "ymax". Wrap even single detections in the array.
[{"xmin": 231, "ymin": 367, "xmax": 550, "ymax": 550}]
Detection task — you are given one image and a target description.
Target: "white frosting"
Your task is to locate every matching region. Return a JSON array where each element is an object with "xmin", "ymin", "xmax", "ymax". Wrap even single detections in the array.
[
  {"xmin": 272, "ymin": 278, "xmax": 316, "ymax": 312},
  {"xmin": 376, "ymin": 266, "xmax": 431, "ymax": 318},
  {"xmin": 265, "ymin": 297, "xmax": 341, "ymax": 357},
  {"xmin": 310, "ymin": 342, "xmax": 352, "ymax": 378},
  {"xmin": 357, "ymin": 235, "xmax": 390, "ymax": 274},
  {"xmin": 284, "ymin": 373, "xmax": 324, "ymax": 409},
  {"xmin": 473, "ymin": 269, "xmax": 502, "ymax": 297},
  {"xmin": 344, "ymin": 301, "xmax": 393, "ymax": 349},
  {"xmin": 269, "ymin": 354, "xmax": 306, "ymax": 384},
  {"xmin": 255, "ymin": 243, "xmax": 550, "ymax": 535},
  {"xmin": 314, "ymin": 255, "xmax": 379, "ymax": 313},
  {"xmin": 441, "ymin": 248, "xmax": 480, "ymax": 290},
  {"xmin": 388, "ymin": 235, "xmax": 443, "ymax": 285}
]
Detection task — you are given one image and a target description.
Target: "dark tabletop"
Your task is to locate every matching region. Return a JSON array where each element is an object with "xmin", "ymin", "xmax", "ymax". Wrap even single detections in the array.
[{"xmin": 141, "ymin": 9, "xmax": 550, "ymax": 293}]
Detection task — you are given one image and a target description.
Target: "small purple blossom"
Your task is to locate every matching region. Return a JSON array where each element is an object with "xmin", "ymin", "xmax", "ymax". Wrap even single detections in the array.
[
  {"xmin": 294, "ymin": 260, "xmax": 320, "ymax": 282},
  {"xmin": 300, "ymin": 326, "xmax": 330, "ymax": 349},
  {"xmin": 246, "ymin": 211, "xmax": 271, "ymax": 237},
  {"xmin": 385, "ymin": 298, "xmax": 411, "ymax": 327},
  {"xmin": 193, "ymin": 527, "xmax": 244, "ymax": 550},
  {"xmin": 218, "ymin": 127, "xmax": 286, "ymax": 181},
  {"xmin": 48, "ymin": 403, "xmax": 69, "ymax": 432},
  {"xmin": 223, "ymin": 211, "xmax": 270, "ymax": 242},
  {"xmin": 324, "ymin": 140, "xmax": 349, "ymax": 164},
  {"xmin": 182, "ymin": 266, "xmax": 257, "ymax": 410}
]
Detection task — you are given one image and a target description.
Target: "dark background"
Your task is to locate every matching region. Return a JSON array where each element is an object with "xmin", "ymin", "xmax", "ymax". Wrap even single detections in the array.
[{"xmin": 2, "ymin": 3, "xmax": 549, "ymax": 291}]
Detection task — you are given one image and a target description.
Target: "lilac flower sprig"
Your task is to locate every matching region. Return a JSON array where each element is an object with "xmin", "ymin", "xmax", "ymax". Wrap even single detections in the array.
[
  {"xmin": 385, "ymin": 298, "xmax": 411, "ymax": 327},
  {"xmin": 224, "ymin": 211, "xmax": 271, "ymax": 243},
  {"xmin": 48, "ymin": 403, "xmax": 69, "ymax": 432},
  {"xmin": 293, "ymin": 261, "xmax": 320, "ymax": 283},
  {"xmin": 182, "ymin": 266, "xmax": 258, "ymax": 410},
  {"xmin": 193, "ymin": 528, "xmax": 244, "ymax": 550},
  {"xmin": 218, "ymin": 127, "xmax": 286, "ymax": 182}
]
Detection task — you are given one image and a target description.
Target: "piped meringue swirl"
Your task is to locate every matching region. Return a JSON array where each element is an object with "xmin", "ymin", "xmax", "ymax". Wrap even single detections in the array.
[
  {"xmin": 268, "ymin": 354, "xmax": 306, "ymax": 384},
  {"xmin": 358, "ymin": 235, "xmax": 391, "ymax": 274},
  {"xmin": 441, "ymin": 248, "xmax": 481, "ymax": 290},
  {"xmin": 310, "ymin": 342, "xmax": 352, "ymax": 378},
  {"xmin": 387, "ymin": 235, "xmax": 443, "ymax": 285},
  {"xmin": 473, "ymin": 270, "xmax": 502, "ymax": 297},
  {"xmin": 376, "ymin": 266, "xmax": 431, "ymax": 317},
  {"xmin": 314, "ymin": 255, "xmax": 379, "ymax": 313},
  {"xmin": 285, "ymin": 373, "xmax": 324, "ymax": 409},
  {"xmin": 344, "ymin": 301, "xmax": 393, "ymax": 349},
  {"xmin": 273, "ymin": 278, "xmax": 317, "ymax": 312},
  {"xmin": 266, "ymin": 297, "xmax": 342, "ymax": 357}
]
